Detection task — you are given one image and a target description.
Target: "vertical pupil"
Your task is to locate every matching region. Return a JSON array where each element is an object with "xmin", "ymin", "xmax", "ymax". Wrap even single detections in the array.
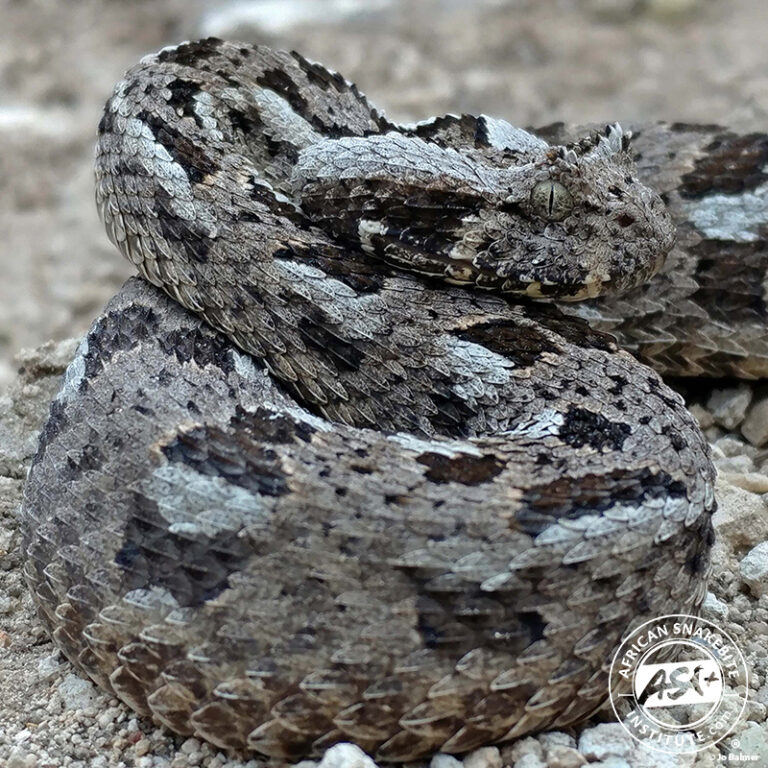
[{"xmin": 548, "ymin": 184, "xmax": 555, "ymax": 214}]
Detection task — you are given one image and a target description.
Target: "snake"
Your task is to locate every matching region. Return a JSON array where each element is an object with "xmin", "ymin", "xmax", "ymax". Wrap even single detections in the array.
[{"xmin": 20, "ymin": 38, "xmax": 768, "ymax": 761}]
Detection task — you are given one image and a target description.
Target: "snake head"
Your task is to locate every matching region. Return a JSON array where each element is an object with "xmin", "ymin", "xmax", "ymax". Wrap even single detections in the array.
[
  {"xmin": 464, "ymin": 123, "xmax": 675, "ymax": 300},
  {"xmin": 294, "ymin": 124, "xmax": 674, "ymax": 301}
]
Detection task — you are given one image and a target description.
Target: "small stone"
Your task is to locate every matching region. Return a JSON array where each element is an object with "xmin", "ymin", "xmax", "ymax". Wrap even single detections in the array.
[
  {"xmin": 56, "ymin": 674, "xmax": 98, "ymax": 710},
  {"xmin": 541, "ymin": 744, "xmax": 585, "ymax": 768},
  {"xmin": 578, "ymin": 723, "xmax": 634, "ymax": 760},
  {"xmin": 742, "ymin": 395, "xmax": 768, "ymax": 447},
  {"xmin": 464, "ymin": 746, "xmax": 502, "ymax": 768},
  {"xmin": 738, "ymin": 722, "xmax": 768, "ymax": 763},
  {"xmin": 628, "ymin": 743, "xmax": 697, "ymax": 767},
  {"xmin": 36, "ymin": 653, "xmax": 62, "ymax": 678},
  {"xmin": 539, "ymin": 731, "xmax": 576, "ymax": 749},
  {"xmin": 501, "ymin": 736, "xmax": 544, "ymax": 765},
  {"xmin": 740, "ymin": 541, "xmax": 768, "ymax": 597},
  {"xmin": 714, "ymin": 454, "xmax": 755, "ymax": 474},
  {"xmin": 317, "ymin": 743, "xmax": 377, "ymax": 768},
  {"xmin": 707, "ymin": 384, "xmax": 753, "ymax": 431},
  {"xmin": 96, "ymin": 707, "xmax": 121, "ymax": 729},
  {"xmin": 512, "ymin": 753, "xmax": 547, "ymax": 768},
  {"xmin": 431, "ymin": 754, "xmax": 463, "ymax": 768},
  {"xmin": 712, "ymin": 482, "xmax": 768, "ymax": 550},
  {"xmin": 701, "ymin": 591, "xmax": 729, "ymax": 620},
  {"xmin": 718, "ymin": 471, "xmax": 768, "ymax": 494},
  {"xmin": 7, "ymin": 747, "xmax": 37, "ymax": 768},
  {"xmin": 181, "ymin": 738, "xmax": 201, "ymax": 754},
  {"xmin": 688, "ymin": 403, "xmax": 714, "ymax": 430},
  {"xmin": 714, "ymin": 435, "xmax": 760, "ymax": 460},
  {"xmin": 134, "ymin": 738, "xmax": 151, "ymax": 757}
]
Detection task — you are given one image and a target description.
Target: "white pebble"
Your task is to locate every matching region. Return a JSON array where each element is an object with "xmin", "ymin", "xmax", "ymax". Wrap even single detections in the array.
[
  {"xmin": 701, "ymin": 591, "xmax": 729, "ymax": 620},
  {"xmin": 541, "ymin": 744, "xmax": 586, "ymax": 768},
  {"xmin": 740, "ymin": 541, "xmax": 768, "ymax": 597},
  {"xmin": 431, "ymin": 754, "xmax": 463, "ymax": 768},
  {"xmin": 513, "ymin": 753, "xmax": 547, "ymax": 768},
  {"xmin": 578, "ymin": 723, "xmax": 634, "ymax": 760},
  {"xmin": 464, "ymin": 746, "xmax": 502, "ymax": 768},
  {"xmin": 56, "ymin": 674, "xmax": 98, "ymax": 711},
  {"xmin": 707, "ymin": 384, "xmax": 753, "ymax": 431},
  {"xmin": 317, "ymin": 743, "xmax": 378, "ymax": 768}
]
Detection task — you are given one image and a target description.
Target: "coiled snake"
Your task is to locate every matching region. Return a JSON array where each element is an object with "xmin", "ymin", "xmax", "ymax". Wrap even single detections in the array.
[{"xmin": 23, "ymin": 38, "xmax": 768, "ymax": 760}]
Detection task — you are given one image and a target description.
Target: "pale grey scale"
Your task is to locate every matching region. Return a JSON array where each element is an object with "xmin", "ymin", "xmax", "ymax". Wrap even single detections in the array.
[{"xmin": 22, "ymin": 40, "xmax": 720, "ymax": 762}]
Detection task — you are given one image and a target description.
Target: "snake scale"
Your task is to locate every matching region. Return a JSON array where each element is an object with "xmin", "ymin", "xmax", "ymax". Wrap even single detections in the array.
[{"xmin": 20, "ymin": 39, "xmax": 768, "ymax": 760}]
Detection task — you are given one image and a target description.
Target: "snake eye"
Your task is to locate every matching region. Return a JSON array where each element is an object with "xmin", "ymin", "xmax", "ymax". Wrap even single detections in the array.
[{"xmin": 530, "ymin": 180, "xmax": 573, "ymax": 221}]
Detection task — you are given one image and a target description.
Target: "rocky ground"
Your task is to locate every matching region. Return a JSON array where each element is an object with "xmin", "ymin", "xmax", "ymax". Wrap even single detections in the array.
[{"xmin": 1, "ymin": 1, "xmax": 767, "ymax": 767}]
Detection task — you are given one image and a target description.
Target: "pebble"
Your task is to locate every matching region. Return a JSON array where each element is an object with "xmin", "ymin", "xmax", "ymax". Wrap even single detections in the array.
[
  {"xmin": 545, "ymin": 732, "xmax": 576, "ymax": 749},
  {"xmin": 740, "ymin": 542, "xmax": 768, "ymax": 597},
  {"xmin": 741, "ymin": 395, "xmax": 768, "ymax": 446},
  {"xmin": 512, "ymin": 753, "xmax": 547, "ymax": 768},
  {"xmin": 181, "ymin": 739, "xmax": 202, "ymax": 755},
  {"xmin": 36, "ymin": 653, "xmax": 63, "ymax": 678},
  {"xmin": 712, "ymin": 483, "xmax": 768, "ymax": 549},
  {"xmin": 718, "ymin": 471, "xmax": 768, "ymax": 494},
  {"xmin": 464, "ymin": 747, "xmax": 502, "ymax": 768},
  {"xmin": 56, "ymin": 674, "xmax": 99, "ymax": 711},
  {"xmin": 7, "ymin": 747, "xmax": 37, "ymax": 768},
  {"xmin": 577, "ymin": 723, "xmax": 634, "ymax": 760},
  {"xmin": 135, "ymin": 738, "xmax": 152, "ymax": 757},
  {"xmin": 702, "ymin": 591, "xmax": 729, "ymax": 619},
  {"xmin": 431, "ymin": 755, "xmax": 463, "ymax": 768},
  {"xmin": 317, "ymin": 744, "xmax": 377, "ymax": 768},
  {"xmin": 501, "ymin": 736, "xmax": 544, "ymax": 764},
  {"xmin": 542, "ymin": 744, "xmax": 586, "ymax": 767},
  {"xmin": 688, "ymin": 402, "xmax": 714, "ymax": 430},
  {"xmin": 628, "ymin": 746, "xmax": 696, "ymax": 767},
  {"xmin": 707, "ymin": 384, "xmax": 753, "ymax": 431},
  {"xmin": 738, "ymin": 722, "xmax": 768, "ymax": 763}
]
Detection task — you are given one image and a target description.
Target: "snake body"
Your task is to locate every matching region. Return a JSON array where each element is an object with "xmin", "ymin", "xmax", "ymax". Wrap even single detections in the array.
[{"xmin": 25, "ymin": 38, "xmax": 768, "ymax": 760}]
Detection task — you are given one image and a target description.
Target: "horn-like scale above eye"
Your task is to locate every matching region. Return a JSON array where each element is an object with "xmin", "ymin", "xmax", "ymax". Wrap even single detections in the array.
[{"xmin": 529, "ymin": 179, "xmax": 574, "ymax": 221}]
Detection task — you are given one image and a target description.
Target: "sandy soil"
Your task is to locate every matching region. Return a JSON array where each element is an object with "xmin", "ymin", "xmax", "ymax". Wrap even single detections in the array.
[{"xmin": 1, "ymin": 1, "xmax": 767, "ymax": 767}]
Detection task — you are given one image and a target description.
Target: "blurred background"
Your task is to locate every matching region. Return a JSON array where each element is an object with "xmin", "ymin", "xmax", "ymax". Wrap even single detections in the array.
[{"xmin": 0, "ymin": 0, "xmax": 766, "ymax": 390}]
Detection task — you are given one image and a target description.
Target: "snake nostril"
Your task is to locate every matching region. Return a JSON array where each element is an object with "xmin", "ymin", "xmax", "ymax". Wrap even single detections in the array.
[{"xmin": 616, "ymin": 213, "xmax": 635, "ymax": 228}]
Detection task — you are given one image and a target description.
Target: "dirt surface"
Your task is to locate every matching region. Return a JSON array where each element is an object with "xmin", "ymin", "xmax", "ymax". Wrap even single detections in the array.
[{"xmin": 1, "ymin": 1, "xmax": 767, "ymax": 767}]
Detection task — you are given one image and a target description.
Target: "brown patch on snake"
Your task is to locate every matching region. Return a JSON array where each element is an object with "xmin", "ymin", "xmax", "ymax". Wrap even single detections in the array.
[
  {"xmin": 416, "ymin": 452, "xmax": 506, "ymax": 484},
  {"xmin": 455, "ymin": 319, "xmax": 560, "ymax": 367},
  {"xmin": 678, "ymin": 132, "xmax": 768, "ymax": 197},
  {"xmin": 515, "ymin": 467, "xmax": 687, "ymax": 534},
  {"xmin": 160, "ymin": 424, "xmax": 290, "ymax": 496}
]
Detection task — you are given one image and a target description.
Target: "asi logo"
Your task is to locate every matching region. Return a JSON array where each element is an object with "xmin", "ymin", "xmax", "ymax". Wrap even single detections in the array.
[
  {"xmin": 609, "ymin": 615, "xmax": 748, "ymax": 753},
  {"xmin": 635, "ymin": 649, "xmax": 722, "ymax": 709}
]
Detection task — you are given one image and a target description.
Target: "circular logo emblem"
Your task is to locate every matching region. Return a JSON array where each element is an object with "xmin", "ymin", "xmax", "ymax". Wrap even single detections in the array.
[{"xmin": 609, "ymin": 614, "xmax": 748, "ymax": 753}]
